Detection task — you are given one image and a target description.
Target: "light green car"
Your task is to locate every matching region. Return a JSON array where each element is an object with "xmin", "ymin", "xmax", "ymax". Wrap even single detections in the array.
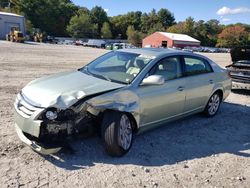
[{"xmin": 14, "ymin": 48, "xmax": 231, "ymax": 156}]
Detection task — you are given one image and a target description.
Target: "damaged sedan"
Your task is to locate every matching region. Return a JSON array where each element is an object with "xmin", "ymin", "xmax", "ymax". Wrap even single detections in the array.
[
  {"xmin": 226, "ymin": 46, "xmax": 250, "ymax": 90},
  {"xmin": 14, "ymin": 48, "xmax": 231, "ymax": 156}
]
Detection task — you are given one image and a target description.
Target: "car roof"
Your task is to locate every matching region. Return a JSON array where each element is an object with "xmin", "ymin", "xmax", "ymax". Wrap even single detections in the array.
[
  {"xmin": 118, "ymin": 48, "xmax": 211, "ymax": 61},
  {"xmin": 118, "ymin": 48, "xmax": 188, "ymax": 58}
]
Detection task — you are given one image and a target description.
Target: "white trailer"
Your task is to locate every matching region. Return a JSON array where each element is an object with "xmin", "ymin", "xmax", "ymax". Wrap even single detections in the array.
[
  {"xmin": 87, "ymin": 39, "xmax": 106, "ymax": 48},
  {"xmin": 0, "ymin": 12, "xmax": 25, "ymax": 40}
]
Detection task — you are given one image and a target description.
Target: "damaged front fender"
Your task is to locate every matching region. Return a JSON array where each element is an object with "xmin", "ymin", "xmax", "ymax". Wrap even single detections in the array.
[{"xmin": 85, "ymin": 90, "xmax": 141, "ymax": 126}]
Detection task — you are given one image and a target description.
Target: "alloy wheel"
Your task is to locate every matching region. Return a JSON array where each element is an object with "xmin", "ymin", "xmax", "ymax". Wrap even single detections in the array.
[
  {"xmin": 208, "ymin": 94, "xmax": 220, "ymax": 115},
  {"xmin": 118, "ymin": 114, "xmax": 132, "ymax": 150}
]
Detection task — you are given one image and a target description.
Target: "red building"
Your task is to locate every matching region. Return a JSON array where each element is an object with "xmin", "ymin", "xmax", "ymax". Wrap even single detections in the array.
[{"xmin": 142, "ymin": 32, "xmax": 200, "ymax": 48}]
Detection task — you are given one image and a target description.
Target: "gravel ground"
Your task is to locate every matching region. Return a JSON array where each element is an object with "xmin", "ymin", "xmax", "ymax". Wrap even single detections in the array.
[{"xmin": 0, "ymin": 41, "xmax": 249, "ymax": 188}]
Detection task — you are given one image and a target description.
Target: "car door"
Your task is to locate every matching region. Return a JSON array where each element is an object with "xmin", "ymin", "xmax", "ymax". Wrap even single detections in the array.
[
  {"xmin": 135, "ymin": 56, "xmax": 186, "ymax": 127},
  {"xmin": 182, "ymin": 55, "xmax": 215, "ymax": 113}
]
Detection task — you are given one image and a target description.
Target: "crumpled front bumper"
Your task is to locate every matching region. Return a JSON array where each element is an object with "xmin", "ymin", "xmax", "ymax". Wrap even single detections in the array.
[
  {"xmin": 14, "ymin": 93, "xmax": 62, "ymax": 155},
  {"xmin": 15, "ymin": 124, "xmax": 61, "ymax": 155}
]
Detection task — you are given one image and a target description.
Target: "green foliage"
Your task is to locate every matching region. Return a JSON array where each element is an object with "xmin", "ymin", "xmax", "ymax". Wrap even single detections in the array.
[
  {"xmin": 90, "ymin": 6, "xmax": 108, "ymax": 36},
  {"xmin": 101, "ymin": 22, "xmax": 112, "ymax": 39},
  {"xmin": 126, "ymin": 25, "xmax": 143, "ymax": 46},
  {"xmin": 67, "ymin": 11, "xmax": 98, "ymax": 38},
  {"xmin": 25, "ymin": 19, "xmax": 33, "ymax": 35},
  {"xmin": 167, "ymin": 18, "xmax": 226, "ymax": 47},
  {"xmin": 13, "ymin": 0, "xmax": 78, "ymax": 36},
  {"xmin": 157, "ymin": 8, "xmax": 175, "ymax": 28},
  {"xmin": 217, "ymin": 25, "xmax": 249, "ymax": 47},
  {"xmin": 110, "ymin": 11, "xmax": 142, "ymax": 39}
]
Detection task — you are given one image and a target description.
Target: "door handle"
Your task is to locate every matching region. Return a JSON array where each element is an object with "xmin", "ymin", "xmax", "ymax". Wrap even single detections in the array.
[
  {"xmin": 209, "ymin": 80, "xmax": 214, "ymax": 84},
  {"xmin": 178, "ymin": 86, "xmax": 184, "ymax": 91}
]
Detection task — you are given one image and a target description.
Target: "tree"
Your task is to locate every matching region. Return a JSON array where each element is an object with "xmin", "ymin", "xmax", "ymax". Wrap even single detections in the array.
[
  {"xmin": 67, "ymin": 11, "xmax": 98, "ymax": 38},
  {"xmin": 217, "ymin": 25, "xmax": 249, "ymax": 47},
  {"xmin": 110, "ymin": 14, "xmax": 129, "ymax": 38},
  {"xmin": 157, "ymin": 8, "xmax": 175, "ymax": 29},
  {"xmin": 110, "ymin": 11, "xmax": 142, "ymax": 39},
  {"xmin": 183, "ymin": 17, "xmax": 195, "ymax": 36},
  {"xmin": 90, "ymin": 6, "xmax": 108, "ymax": 36},
  {"xmin": 12, "ymin": 0, "xmax": 78, "ymax": 36},
  {"xmin": 167, "ymin": 22, "xmax": 186, "ymax": 33},
  {"xmin": 126, "ymin": 25, "xmax": 143, "ymax": 46},
  {"xmin": 148, "ymin": 22, "xmax": 165, "ymax": 34},
  {"xmin": 101, "ymin": 22, "xmax": 112, "ymax": 39},
  {"xmin": 126, "ymin": 11, "xmax": 142, "ymax": 31},
  {"xmin": 140, "ymin": 9, "xmax": 166, "ymax": 35}
]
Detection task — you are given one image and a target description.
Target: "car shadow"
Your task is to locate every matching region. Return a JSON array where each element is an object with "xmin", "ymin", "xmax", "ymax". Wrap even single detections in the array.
[{"xmin": 44, "ymin": 102, "xmax": 250, "ymax": 170}]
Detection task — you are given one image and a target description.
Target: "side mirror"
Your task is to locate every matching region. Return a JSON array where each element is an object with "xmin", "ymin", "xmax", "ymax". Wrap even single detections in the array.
[{"xmin": 141, "ymin": 75, "xmax": 165, "ymax": 86}]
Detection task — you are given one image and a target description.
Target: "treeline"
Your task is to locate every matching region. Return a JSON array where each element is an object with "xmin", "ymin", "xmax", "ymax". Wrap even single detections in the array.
[{"xmin": 0, "ymin": 0, "xmax": 250, "ymax": 47}]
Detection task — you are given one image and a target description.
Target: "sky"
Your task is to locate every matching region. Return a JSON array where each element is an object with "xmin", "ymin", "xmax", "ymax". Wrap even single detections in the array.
[{"xmin": 72, "ymin": 0, "xmax": 250, "ymax": 24}]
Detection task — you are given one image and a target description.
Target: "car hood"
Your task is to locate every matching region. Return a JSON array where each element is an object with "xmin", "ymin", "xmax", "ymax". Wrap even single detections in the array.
[{"xmin": 21, "ymin": 71, "xmax": 125, "ymax": 109}]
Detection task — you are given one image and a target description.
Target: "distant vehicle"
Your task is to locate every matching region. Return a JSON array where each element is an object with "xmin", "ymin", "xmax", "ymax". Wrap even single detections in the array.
[
  {"xmin": 30, "ymin": 28, "xmax": 44, "ymax": 43},
  {"xmin": 75, "ymin": 40, "xmax": 84, "ymax": 46},
  {"xmin": 46, "ymin": 36, "xmax": 58, "ymax": 44},
  {"xmin": 112, "ymin": 43, "xmax": 123, "ymax": 50},
  {"xmin": 87, "ymin": 39, "xmax": 106, "ymax": 48},
  {"xmin": 182, "ymin": 47, "xmax": 193, "ymax": 53},
  {"xmin": 63, "ymin": 40, "xmax": 74, "ymax": 45},
  {"xmin": 226, "ymin": 46, "xmax": 250, "ymax": 90},
  {"xmin": 6, "ymin": 27, "xmax": 25, "ymax": 43},
  {"xmin": 144, "ymin": 44, "xmax": 152, "ymax": 48},
  {"xmin": 105, "ymin": 42, "xmax": 114, "ymax": 50},
  {"xmin": 14, "ymin": 48, "xmax": 231, "ymax": 156}
]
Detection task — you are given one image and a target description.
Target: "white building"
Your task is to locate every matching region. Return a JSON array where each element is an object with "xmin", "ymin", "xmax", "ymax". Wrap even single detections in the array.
[{"xmin": 0, "ymin": 12, "xmax": 25, "ymax": 40}]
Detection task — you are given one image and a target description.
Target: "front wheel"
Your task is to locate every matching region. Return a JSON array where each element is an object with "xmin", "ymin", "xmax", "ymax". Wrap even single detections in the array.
[
  {"xmin": 101, "ymin": 111, "xmax": 133, "ymax": 157},
  {"xmin": 203, "ymin": 92, "xmax": 222, "ymax": 117}
]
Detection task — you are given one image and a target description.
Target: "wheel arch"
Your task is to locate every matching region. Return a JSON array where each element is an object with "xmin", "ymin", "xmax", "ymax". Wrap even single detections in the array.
[
  {"xmin": 214, "ymin": 89, "xmax": 223, "ymax": 100},
  {"xmin": 125, "ymin": 112, "xmax": 139, "ymax": 133},
  {"xmin": 203, "ymin": 88, "xmax": 224, "ymax": 111},
  {"xmin": 100, "ymin": 109, "xmax": 139, "ymax": 133}
]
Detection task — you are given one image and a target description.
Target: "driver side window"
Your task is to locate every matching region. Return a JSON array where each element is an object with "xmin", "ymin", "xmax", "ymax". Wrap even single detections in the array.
[{"xmin": 150, "ymin": 56, "xmax": 182, "ymax": 81}]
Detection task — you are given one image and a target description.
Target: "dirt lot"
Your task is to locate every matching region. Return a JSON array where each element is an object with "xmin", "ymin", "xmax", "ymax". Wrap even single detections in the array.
[{"xmin": 0, "ymin": 41, "xmax": 249, "ymax": 188}]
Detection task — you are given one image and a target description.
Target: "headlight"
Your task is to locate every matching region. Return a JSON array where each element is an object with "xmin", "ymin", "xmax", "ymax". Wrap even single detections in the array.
[{"xmin": 45, "ymin": 110, "xmax": 58, "ymax": 120}]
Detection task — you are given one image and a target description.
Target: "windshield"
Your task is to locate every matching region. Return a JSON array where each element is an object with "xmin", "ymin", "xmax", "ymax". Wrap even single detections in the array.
[{"xmin": 80, "ymin": 51, "xmax": 153, "ymax": 84}]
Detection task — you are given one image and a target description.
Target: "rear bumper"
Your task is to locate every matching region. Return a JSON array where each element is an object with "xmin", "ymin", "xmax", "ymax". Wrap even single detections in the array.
[{"xmin": 232, "ymin": 81, "xmax": 250, "ymax": 90}]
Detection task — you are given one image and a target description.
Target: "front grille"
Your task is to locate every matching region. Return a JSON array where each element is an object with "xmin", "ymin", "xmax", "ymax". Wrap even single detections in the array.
[{"xmin": 15, "ymin": 93, "xmax": 42, "ymax": 118}]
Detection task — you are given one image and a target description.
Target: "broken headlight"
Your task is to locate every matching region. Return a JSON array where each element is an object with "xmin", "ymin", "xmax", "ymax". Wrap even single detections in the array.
[
  {"xmin": 45, "ymin": 110, "xmax": 58, "ymax": 120},
  {"xmin": 42, "ymin": 108, "xmax": 75, "ymax": 121}
]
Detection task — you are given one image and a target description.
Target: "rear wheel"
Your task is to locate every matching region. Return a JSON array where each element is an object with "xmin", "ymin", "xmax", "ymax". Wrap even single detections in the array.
[
  {"xmin": 101, "ymin": 111, "xmax": 133, "ymax": 157},
  {"xmin": 204, "ymin": 92, "xmax": 222, "ymax": 117}
]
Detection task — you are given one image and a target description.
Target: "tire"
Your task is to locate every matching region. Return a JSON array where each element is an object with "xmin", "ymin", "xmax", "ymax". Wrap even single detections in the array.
[
  {"xmin": 203, "ymin": 92, "xmax": 222, "ymax": 117},
  {"xmin": 101, "ymin": 111, "xmax": 133, "ymax": 157}
]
